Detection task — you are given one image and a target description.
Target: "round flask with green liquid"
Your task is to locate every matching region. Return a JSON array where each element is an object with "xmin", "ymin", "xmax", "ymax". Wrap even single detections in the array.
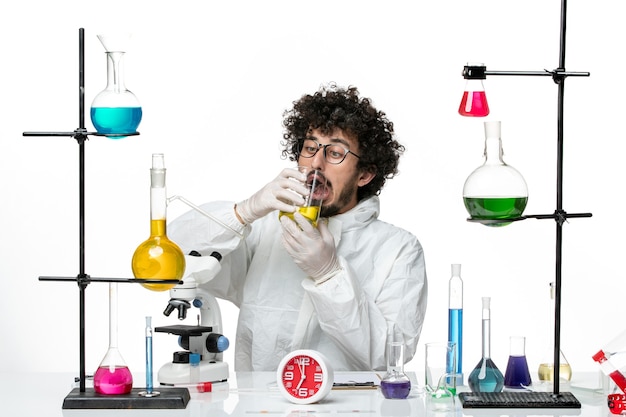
[{"xmin": 463, "ymin": 121, "xmax": 528, "ymax": 226}]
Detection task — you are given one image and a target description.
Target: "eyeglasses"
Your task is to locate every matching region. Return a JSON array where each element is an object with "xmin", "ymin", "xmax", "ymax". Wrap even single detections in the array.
[{"xmin": 299, "ymin": 138, "xmax": 360, "ymax": 165}]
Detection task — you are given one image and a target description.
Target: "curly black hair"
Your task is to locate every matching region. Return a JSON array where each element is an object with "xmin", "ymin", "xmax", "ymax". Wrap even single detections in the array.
[{"xmin": 281, "ymin": 84, "xmax": 405, "ymax": 201}]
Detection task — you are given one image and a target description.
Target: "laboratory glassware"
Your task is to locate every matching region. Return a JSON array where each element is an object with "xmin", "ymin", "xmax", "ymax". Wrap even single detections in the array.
[
  {"xmin": 538, "ymin": 355, "xmax": 572, "ymax": 383},
  {"xmin": 139, "ymin": 316, "xmax": 160, "ymax": 397},
  {"xmin": 448, "ymin": 263, "xmax": 463, "ymax": 384},
  {"xmin": 90, "ymin": 33, "xmax": 142, "ymax": 138},
  {"xmin": 593, "ymin": 328, "xmax": 626, "ymax": 393},
  {"xmin": 380, "ymin": 324, "xmax": 411, "ymax": 399},
  {"xmin": 504, "ymin": 336, "xmax": 532, "ymax": 389},
  {"xmin": 278, "ymin": 167, "xmax": 326, "ymax": 227},
  {"xmin": 538, "ymin": 282, "xmax": 572, "ymax": 383},
  {"xmin": 468, "ymin": 297, "xmax": 504, "ymax": 392},
  {"xmin": 458, "ymin": 64, "xmax": 489, "ymax": 117},
  {"xmin": 463, "ymin": 121, "xmax": 528, "ymax": 226},
  {"xmin": 132, "ymin": 153, "xmax": 186, "ymax": 291},
  {"xmin": 93, "ymin": 283, "xmax": 133, "ymax": 394}
]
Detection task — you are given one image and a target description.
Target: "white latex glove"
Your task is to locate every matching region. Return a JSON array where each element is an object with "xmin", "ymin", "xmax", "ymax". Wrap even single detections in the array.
[
  {"xmin": 236, "ymin": 167, "xmax": 309, "ymax": 224},
  {"xmin": 280, "ymin": 212, "xmax": 341, "ymax": 283}
]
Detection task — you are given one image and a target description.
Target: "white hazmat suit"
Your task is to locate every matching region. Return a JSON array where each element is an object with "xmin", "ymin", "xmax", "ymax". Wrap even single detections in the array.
[{"xmin": 168, "ymin": 195, "xmax": 427, "ymax": 372}]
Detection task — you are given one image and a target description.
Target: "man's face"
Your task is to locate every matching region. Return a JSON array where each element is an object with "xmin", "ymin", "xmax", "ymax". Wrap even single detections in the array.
[{"xmin": 297, "ymin": 128, "xmax": 374, "ymax": 217}]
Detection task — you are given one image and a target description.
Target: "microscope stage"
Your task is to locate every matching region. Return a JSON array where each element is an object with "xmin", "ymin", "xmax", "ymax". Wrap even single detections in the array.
[{"xmin": 155, "ymin": 325, "xmax": 214, "ymax": 336}]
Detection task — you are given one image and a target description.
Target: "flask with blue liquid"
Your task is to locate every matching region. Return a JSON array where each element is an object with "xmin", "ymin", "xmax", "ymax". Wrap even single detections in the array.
[
  {"xmin": 468, "ymin": 297, "xmax": 504, "ymax": 392},
  {"xmin": 91, "ymin": 33, "xmax": 142, "ymax": 138}
]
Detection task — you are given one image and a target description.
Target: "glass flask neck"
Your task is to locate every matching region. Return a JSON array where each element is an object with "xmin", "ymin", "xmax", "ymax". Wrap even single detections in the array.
[
  {"xmin": 481, "ymin": 298, "xmax": 492, "ymax": 359},
  {"xmin": 386, "ymin": 341, "xmax": 405, "ymax": 375},
  {"xmin": 385, "ymin": 324, "xmax": 408, "ymax": 377},
  {"xmin": 483, "ymin": 136, "xmax": 505, "ymax": 166},
  {"xmin": 449, "ymin": 264, "xmax": 463, "ymax": 309},
  {"xmin": 510, "ymin": 336, "xmax": 526, "ymax": 357},
  {"xmin": 105, "ymin": 51, "xmax": 127, "ymax": 94},
  {"xmin": 150, "ymin": 154, "xmax": 168, "ymax": 237},
  {"xmin": 108, "ymin": 283, "xmax": 120, "ymax": 349}
]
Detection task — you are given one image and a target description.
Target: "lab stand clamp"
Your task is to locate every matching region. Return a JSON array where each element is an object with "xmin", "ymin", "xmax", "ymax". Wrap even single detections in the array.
[{"xmin": 23, "ymin": 28, "xmax": 190, "ymax": 409}]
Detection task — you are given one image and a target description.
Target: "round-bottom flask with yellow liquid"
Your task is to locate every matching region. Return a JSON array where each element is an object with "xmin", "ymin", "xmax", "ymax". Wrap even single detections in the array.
[{"xmin": 132, "ymin": 154, "xmax": 185, "ymax": 291}]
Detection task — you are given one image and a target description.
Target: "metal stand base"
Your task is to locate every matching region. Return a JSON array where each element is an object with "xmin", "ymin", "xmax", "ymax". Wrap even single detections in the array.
[{"xmin": 62, "ymin": 387, "xmax": 190, "ymax": 409}]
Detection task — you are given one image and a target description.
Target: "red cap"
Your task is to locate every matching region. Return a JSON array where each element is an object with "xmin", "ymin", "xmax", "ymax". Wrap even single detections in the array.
[
  {"xmin": 592, "ymin": 350, "xmax": 607, "ymax": 363},
  {"xmin": 197, "ymin": 382, "xmax": 212, "ymax": 393}
]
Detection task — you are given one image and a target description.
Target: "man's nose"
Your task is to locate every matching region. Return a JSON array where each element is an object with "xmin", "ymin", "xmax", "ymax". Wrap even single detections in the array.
[{"xmin": 311, "ymin": 147, "xmax": 326, "ymax": 170}]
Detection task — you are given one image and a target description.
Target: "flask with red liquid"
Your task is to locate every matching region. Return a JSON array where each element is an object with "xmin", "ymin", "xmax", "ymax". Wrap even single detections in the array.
[
  {"xmin": 93, "ymin": 283, "xmax": 133, "ymax": 394},
  {"xmin": 458, "ymin": 63, "xmax": 489, "ymax": 117}
]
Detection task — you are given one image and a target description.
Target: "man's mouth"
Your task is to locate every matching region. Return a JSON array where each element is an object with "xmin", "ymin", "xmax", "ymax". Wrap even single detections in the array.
[{"xmin": 308, "ymin": 173, "xmax": 331, "ymax": 201}]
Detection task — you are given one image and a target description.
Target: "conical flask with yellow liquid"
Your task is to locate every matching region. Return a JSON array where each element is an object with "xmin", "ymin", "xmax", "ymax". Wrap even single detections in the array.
[{"xmin": 132, "ymin": 153, "xmax": 185, "ymax": 291}]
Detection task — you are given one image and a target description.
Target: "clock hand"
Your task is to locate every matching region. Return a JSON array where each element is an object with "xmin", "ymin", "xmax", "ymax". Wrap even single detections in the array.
[{"xmin": 295, "ymin": 359, "xmax": 306, "ymax": 389}]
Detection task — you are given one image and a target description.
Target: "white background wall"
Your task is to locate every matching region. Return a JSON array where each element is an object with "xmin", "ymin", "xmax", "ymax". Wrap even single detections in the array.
[{"xmin": 1, "ymin": 0, "xmax": 624, "ymax": 384}]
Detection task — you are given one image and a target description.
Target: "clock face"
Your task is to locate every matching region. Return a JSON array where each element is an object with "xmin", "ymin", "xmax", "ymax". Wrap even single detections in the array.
[{"xmin": 277, "ymin": 349, "xmax": 333, "ymax": 404}]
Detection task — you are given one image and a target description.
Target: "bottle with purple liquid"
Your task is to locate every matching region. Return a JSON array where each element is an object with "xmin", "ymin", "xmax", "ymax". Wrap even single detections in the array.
[
  {"xmin": 380, "ymin": 324, "xmax": 411, "ymax": 399},
  {"xmin": 504, "ymin": 336, "xmax": 532, "ymax": 389}
]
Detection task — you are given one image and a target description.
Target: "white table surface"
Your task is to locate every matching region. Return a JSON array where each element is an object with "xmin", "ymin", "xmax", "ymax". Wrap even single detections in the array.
[{"xmin": 0, "ymin": 371, "xmax": 612, "ymax": 417}]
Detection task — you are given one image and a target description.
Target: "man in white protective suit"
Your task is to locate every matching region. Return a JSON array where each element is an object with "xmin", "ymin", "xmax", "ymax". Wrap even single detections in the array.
[{"xmin": 168, "ymin": 84, "xmax": 428, "ymax": 372}]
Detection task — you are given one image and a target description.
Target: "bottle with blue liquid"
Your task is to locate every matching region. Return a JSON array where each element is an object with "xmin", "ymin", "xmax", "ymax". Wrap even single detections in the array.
[
  {"xmin": 448, "ymin": 264, "xmax": 463, "ymax": 385},
  {"xmin": 91, "ymin": 33, "xmax": 142, "ymax": 138}
]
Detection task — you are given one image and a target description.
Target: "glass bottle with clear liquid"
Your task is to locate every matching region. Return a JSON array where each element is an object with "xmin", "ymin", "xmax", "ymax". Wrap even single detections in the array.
[
  {"xmin": 94, "ymin": 283, "xmax": 133, "ymax": 394},
  {"xmin": 468, "ymin": 297, "xmax": 504, "ymax": 392},
  {"xmin": 448, "ymin": 264, "xmax": 463, "ymax": 384},
  {"xmin": 90, "ymin": 33, "xmax": 142, "ymax": 138},
  {"xmin": 463, "ymin": 121, "xmax": 528, "ymax": 226},
  {"xmin": 538, "ymin": 282, "xmax": 572, "ymax": 383},
  {"xmin": 131, "ymin": 153, "xmax": 186, "ymax": 291},
  {"xmin": 380, "ymin": 324, "xmax": 411, "ymax": 399}
]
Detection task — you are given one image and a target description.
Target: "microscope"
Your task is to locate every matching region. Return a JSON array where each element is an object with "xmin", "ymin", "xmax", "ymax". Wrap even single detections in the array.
[{"xmin": 156, "ymin": 251, "xmax": 230, "ymax": 385}]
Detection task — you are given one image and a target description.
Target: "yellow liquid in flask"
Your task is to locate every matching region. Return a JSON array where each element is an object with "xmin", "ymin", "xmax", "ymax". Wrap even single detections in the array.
[
  {"xmin": 131, "ymin": 219, "xmax": 186, "ymax": 291},
  {"xmin": 279, "ymin": 206, "xmax": 320, "ymax": 227}
]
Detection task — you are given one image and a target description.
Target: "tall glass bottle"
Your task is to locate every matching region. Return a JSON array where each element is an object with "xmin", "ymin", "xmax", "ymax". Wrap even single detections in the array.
[
  {"xmin": 468, "ymin": 297, "xmax": 504, "ymax": 392},
  {"xmin": 90, "ymin": 33, "xmax": 142, "ymax": 138},
  {"xmin": 463, "ymin": 121, "xmax": 528, "ymax": 226},
  {"xmin": 94, "ymin": 283, "xmax": 133, "ymax": 394},
  {"xmin": 131, "ymin": 153, "xmax": 186, "ymax": 291},
  {"xmin": 448, "ymin": 264, "xmax": 463, "ymax": 384}
]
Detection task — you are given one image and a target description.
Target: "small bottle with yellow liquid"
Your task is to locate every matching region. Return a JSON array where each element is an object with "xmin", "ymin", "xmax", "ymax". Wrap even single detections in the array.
[
  {"xmin": 537, "ymin": 282, "xmax": 572, "ymax": 385},
  {"xmin": 278, "ymin": 167, "xmax": 326, "ymax": 227},
  {"xmin": 132, "ymin": 153, "xmax": 185, "ymax": 291}
]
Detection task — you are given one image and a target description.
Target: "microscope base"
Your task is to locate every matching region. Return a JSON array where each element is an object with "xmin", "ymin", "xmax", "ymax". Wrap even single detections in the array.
[{"xmin": 158, "ymin": 361, "xmax": 229, "ymax": 385}]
